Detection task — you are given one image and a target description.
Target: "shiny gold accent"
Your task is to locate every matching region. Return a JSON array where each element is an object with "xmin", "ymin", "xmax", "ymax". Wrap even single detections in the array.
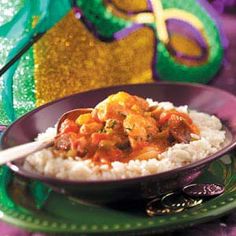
[
  {"xmin": 161, "ymin": 192, "xmax": 203, "ymax": 209},
  {"xmin": 168, "ymin": 35, "xmax": 208, "ymax": 66},
  {"xmin": 110, "ymin": 0, "xmax": 148, "ymax": 12},
  {"xmin": 32, "ymin": 16, "xmax": 39, "ymax": 28},
  {"xmin": 146, "ymin": 197, "xmax": 184, "ymax": 216},
  {"xmin": 34, "ymin": 11, "xmax": 154, "ymax": 106},
  {"xmin": 167, "ymin": 32, "xmax": 208, "ymax": 67},
  {"xmin": 170, "ymin": 33, "xmax": 202, "ymax": 58}
]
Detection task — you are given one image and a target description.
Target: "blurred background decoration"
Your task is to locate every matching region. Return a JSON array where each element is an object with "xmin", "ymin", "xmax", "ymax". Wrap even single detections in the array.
[
  {"xmin": 0, "ymin": 0, "xmax": 229, "ymax": 124},
  {"xmin": 209, "ymin": 0, "xmax": 236, "ymax": 13}
]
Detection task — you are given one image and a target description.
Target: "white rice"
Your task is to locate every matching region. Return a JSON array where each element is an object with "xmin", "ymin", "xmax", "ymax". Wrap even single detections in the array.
[{"xmin": 24, "ymin": 100, "xmax": 226, "ymax": 181}]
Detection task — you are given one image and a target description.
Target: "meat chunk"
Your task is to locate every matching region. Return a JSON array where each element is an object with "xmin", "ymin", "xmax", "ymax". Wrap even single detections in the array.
[
  {"xmin": 54, "ymin": 133, "xmax": 77, "ymax": 151},
  {"xmin": 168, "ymin": 115, "xmax": 192, "ymax": 143}
]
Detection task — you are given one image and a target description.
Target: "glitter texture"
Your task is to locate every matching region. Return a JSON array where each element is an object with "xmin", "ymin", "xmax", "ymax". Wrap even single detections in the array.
[
  {"xmin": 0, "ymin": 0, "xmax": 22, "ymax": 25},
  {"xmin": 0, "ymin": 37, "xmax": 17, "ymax": 124},
  {"xmin": 0, "ymin": 0, "xmax": 23, "ymax": 67},
  {"xmin": 13, "ymin": 48, "xmax": 35, "ymax": 118},
  {"xmin": 0, "ymin": 0, "xmax": 23, "ymax": 66},
  {"xmin": 0, "ymin": 0, "xmax": 24, "ymax": 124},
  {"xmin": 34, "ymin": 11, "xmax": 154, "ymax": 106}
]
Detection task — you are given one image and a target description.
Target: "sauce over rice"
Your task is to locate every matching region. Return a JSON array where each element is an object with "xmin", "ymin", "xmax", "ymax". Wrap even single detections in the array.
[{"xmin": 54, "ymin": 92, "xmax": 199, "ymax": 165}]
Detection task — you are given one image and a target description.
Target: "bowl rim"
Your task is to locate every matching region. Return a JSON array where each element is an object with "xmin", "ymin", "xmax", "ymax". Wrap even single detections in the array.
[{"xmin": 2, "ymin": 81, "xmax": 236, "ymax": 185}]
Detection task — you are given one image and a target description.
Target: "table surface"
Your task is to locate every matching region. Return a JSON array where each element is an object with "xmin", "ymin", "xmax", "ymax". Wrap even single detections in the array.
[{"xmin": 0, "ymin": 13, "xmax": 236, "ymax": 236}]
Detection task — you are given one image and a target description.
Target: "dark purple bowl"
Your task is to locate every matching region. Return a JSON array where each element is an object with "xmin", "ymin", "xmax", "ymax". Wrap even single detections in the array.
[{"xmin": 2, "ymin": 82, "xmax": 236, "ymax": 203}]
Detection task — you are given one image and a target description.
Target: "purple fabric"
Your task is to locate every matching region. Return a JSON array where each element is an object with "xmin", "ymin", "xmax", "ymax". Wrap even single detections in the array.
[
  {"xmin": 0, "ymin": 13, "xmax": 236, "ymax": 236},
  {"xmin": 211, "ymin": 0, "xmax": 236, "ymax": 13},
  {"xmin": 208, "ymin": 14, "xmax": 236, "ymax": 95}
]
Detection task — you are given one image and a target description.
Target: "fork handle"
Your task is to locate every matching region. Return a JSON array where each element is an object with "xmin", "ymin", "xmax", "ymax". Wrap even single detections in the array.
[{"xmin": 0, "ymin": 139, "xmax": 53, "ymax": 166}]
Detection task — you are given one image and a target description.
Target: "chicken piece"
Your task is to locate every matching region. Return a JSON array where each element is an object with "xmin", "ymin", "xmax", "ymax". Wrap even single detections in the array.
[
  {"xmin": 92, "ymin": 91, "xmax": 149, "ymax": 121},
  {"xmin": 123, "ymin": 114, "xmax": 158, "ymax": 148}
]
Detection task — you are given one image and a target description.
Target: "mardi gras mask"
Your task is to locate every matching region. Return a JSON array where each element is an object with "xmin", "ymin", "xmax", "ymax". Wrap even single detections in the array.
[
  {"xmin": 0, "ymin": 0, "xmax": 224, "ymax": 124},
  {"xmin": 75, "ymin": 0, "xmax": 223, "ymax": 81}
]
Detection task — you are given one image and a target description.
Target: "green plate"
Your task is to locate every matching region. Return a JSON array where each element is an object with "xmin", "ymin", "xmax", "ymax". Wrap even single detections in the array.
[{"xmin": 0, "ymin": 152, "xmax": 236, "ymax": 235}]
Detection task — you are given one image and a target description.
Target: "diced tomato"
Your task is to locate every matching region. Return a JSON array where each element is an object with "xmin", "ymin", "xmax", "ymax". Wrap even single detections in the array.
[
  {"xmin": 150, "ymin": 107, "xmax": 163, "ymax": 119},
  {"xmin": 54, "ymin": 132, "xmax": 78, "ymax": 150},
  {"xmin": 173, "ymin": 111, "xmax": 193, "ymax": 124},
  {"xmin": 109, "ymin": 148, "xmax": 124, "ymax": 160},
  {"xmin": 159, "ymin": 110, "xmax": 193, "ymax": 125},
  {"xmin": 91, "ymin": 133, "xmax": 110, "ymax": 146},
  {"xmin": 59, "ymin": 119, "xmax": 79, "ymax": 134},
  {"xmin": 75, "ymin": 136, "xmax": 90, "ymax": 157},
  {"xmin": 133, "ymin": 141, "xmax": 149, "ymax": 150},
  {"xmin": 159, "ymin": 112, "xmax": 172, "ymax": 125}
]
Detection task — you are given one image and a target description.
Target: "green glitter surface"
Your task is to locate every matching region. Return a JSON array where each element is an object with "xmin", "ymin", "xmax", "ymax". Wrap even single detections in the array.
[
  {"xmin": 0, "ymin": 0, "xmax": 70, "ymax": 124},
  {"xmin": 0, "ymin": 0, "xmax": 23, "ymax": 68},
  {"xmin": 13, "ymin": 48, "xmax": 35, "ymax": 119},
  {"xmin": 0, "ymin": 0, "xmax": 24, "ymax": 124}
]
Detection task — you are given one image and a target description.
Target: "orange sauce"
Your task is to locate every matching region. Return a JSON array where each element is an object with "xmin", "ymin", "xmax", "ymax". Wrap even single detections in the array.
[{"xmin": 54, "ymin": 92, "xmax": 199, "ymax": 165}]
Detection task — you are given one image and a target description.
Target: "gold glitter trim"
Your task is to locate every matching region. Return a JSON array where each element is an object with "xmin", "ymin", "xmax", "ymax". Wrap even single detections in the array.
[
  {"xmin": 109, "ymin": 0, "xmax": 148, "ymax": 12},
  {"xmin": 170, "ymin": 34, "xmax": 202, "ymax": 58},
  {"xmin": 34, "ymin": 11, "xmax": 154, "ymax": 106}
]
